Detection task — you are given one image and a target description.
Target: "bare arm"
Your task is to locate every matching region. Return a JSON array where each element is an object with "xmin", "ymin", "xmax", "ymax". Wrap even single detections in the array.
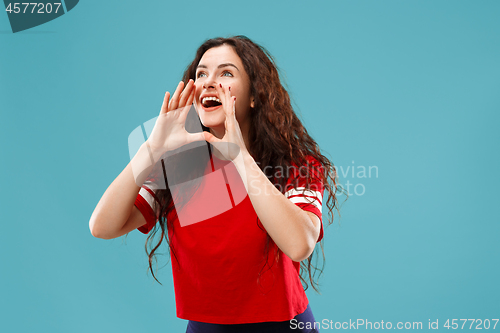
[
  {"xmin": 234, "ymin": 152, "xmax": 322, "ymax": 262},
  {"xmin": 89, "ymin": 80, "xmax": 203, "ymax": 239},
  {"xmin": 89, "ymin": 142, "xmax": 155, "ymax": 239},
  {"xmin": 203, "ymin": 84, "xmax": 322, "ymax": 261}
]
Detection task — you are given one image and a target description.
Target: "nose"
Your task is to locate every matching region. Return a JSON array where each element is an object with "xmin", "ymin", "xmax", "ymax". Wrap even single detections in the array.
[{"xmin": 202, "ymin": 74, "xmax": 217, "ymax": 89}]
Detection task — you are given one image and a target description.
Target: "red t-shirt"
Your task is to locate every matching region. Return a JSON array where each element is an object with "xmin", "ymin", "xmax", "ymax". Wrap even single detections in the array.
[{"xmin": 134, "ymin": 153, "xmax": 324, "ymax": 324}]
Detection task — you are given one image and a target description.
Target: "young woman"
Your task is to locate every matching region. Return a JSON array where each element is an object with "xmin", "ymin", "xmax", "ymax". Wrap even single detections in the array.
[{"xmin": 90, "ymin": 36, "xmax": 339, "ymax": 333}]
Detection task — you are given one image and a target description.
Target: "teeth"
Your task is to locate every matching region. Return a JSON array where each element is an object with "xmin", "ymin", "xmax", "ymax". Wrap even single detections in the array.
[{"xmin": 202, "ymin": 96, "xmax": 222, "ymax": 105}]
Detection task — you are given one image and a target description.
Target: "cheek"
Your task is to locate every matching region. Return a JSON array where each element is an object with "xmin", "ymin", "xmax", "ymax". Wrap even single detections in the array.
[
  {"xmin": 229, "ymin": 86, "xmax": 243, "ymax": 100},
  {"xmin": 232, "ymin": 87, "xmax": 250, "ymax": 105},
  {"xmin": 234, "ymin": 97, "xmax": 250, "ymax": 117},
  {"xmin": 194, "ymin": 84, "xmax": 202, "ymax": 102}
]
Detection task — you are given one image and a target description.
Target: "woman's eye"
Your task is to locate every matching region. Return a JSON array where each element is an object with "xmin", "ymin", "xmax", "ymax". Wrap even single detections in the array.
[
  {"xmin": 196, "ymin": 72, "xmax": 207, "ymax": 78},
  {"xmin": 222, "ymin": 71, "xmax": 233, "ymax": 77}
]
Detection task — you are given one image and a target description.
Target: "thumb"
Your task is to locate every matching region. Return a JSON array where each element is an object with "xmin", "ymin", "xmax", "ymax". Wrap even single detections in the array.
[
  {"xmin": 187, "ymin": 131, "xmax": 209, "ymax": 144},
  {"xmin": 202, "ymin": 131, "xmax": 220, "ymax": 143}
]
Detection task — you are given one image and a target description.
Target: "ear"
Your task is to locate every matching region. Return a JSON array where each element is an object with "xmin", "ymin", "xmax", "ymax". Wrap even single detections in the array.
[{"xmin": 250, "ymin": 96, "xmax": 255, "ymax": 108}]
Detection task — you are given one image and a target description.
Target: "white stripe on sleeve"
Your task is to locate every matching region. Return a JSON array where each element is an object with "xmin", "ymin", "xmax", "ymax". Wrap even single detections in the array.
[
  {"xmin": 284, "ymin": 187, "xmax": 323, "ymax": 213},
  {"xmin": 139, "ymin": 187, "xmax": 156, "ymax": 209}
]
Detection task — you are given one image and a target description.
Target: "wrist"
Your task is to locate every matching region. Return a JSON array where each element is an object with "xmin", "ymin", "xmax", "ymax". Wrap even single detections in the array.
[
  {"xmin": 144, "ymin": 141, "xmax": 156, "ymax": 165},
  {"xmin": 130, "ymin": 142, "xmax": 157, "ymax": 186},
  {"xmin": 233, "ymin": 150, "xmax": 254, "ymax": 177},
  {"xmin": 144, "ymin": 140, "xmax": 165, "ymax": 164}
]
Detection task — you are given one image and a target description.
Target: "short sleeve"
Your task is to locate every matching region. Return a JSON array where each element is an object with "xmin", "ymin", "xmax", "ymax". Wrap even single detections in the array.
[
  {"xmin": 284, "ymin": 156, "xmax": 325, "ymax": 242},
  {"xmin": 134, "ymin": 180, "xmax": 159, "ymax": 234}
]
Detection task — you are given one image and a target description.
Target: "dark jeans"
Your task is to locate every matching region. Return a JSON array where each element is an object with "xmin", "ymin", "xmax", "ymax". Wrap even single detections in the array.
[{"xmin": 186, "ymin": 303, "xmax": 319, "ymax": 333}]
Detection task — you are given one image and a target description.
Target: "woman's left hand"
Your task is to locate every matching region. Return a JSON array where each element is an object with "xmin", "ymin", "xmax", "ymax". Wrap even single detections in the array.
[{"xmin": 202, "ymin": 84, "xmax": 249, "ymax": 161}]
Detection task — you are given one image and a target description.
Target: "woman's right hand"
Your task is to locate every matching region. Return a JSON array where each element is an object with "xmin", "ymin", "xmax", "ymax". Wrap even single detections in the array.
[{"xmin": 146, "ymin": 79, "xmax": 206, "ymax": 160}]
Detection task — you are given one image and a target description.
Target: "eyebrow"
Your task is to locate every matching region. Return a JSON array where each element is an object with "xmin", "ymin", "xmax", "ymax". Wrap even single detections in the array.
[{"xmin": 196, "ymin": 63, "xmax": 240, "ymax": 71}]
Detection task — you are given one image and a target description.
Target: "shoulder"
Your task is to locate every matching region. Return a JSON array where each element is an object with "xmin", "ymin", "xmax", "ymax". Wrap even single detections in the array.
[
  {"xmin": 282, "ymin": 155, "xmax": 324, "ymax": 191},
  {"xmin": 289, "ymin": 154, "xmax": 322, "ymax": 168},
  {"xmin": 289, "ymin": 155, "xmax": 325, "ymax": 178}
]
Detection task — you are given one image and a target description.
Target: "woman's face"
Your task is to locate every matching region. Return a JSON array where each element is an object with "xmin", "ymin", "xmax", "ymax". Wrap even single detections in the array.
[{"xmin": 194, "ymin": 44, "xmax": 254, "ymax": 132}]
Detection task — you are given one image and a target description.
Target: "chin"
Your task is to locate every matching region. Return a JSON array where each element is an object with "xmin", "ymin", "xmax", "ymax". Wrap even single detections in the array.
[{"xmin": 199, "ymin": 110, "xmax": 225, "ymax": 129}]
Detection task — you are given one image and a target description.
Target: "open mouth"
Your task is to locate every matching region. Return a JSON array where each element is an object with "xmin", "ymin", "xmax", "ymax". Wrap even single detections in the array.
[{"xmin": 201, "ymin": 96, "xmax": 222, "ymax": 110}]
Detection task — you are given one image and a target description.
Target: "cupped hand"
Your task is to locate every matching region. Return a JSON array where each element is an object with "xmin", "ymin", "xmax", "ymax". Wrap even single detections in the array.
[
  {"xmin": 203, "ymin": 83, "xmax": 249, "ymax": 161},
  {"xmin": 146, "ymin": 79, "xmax": 206, "ymax": 159}
]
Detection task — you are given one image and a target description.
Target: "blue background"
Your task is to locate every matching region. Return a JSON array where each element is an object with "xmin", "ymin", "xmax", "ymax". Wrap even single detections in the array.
[{"xmin": 1, "ymin": 0, "xmax": 499, "ymax": 331}]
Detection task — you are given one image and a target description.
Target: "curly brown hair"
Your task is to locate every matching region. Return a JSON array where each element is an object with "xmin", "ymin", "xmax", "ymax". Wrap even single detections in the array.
[{"xmin": 138, "ymin": 35, "xmax": 341, "ymax": 293}]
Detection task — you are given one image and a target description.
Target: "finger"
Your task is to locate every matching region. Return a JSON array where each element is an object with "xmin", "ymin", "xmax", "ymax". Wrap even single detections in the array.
[
  {"xmin": 223, "ymin": 84, "xmax": 234, "ymax": 117},
  {"xmin": 216, "ymin": 84, "xmax": 229, "ymax": 127},
  {"xmin": 227, "ymin": 86, "xmax": 233, "ymax": 114},
  {"xmin": 224, "ymin": 95, "xmax": 237, "ymax": 129},
  {"xmin": 224, "ymin": 96, "xmax": 238, "ymax": 132},
  {"xmin": 216, "ymin": 83, "xmax": 227, "ymax": 112},
  {"xmin": 187, "ymin": 131, "xmax": 209, "ymax": 144},
  {"xmin": 202, "ymin": 131, "xmax": 220, "ymax": 144},
  {"xmin": 160, "ymin": 92, "xmax": 171, "ymax": 114},
  {"xmin": 216, "ymin": 83, "xmax": 232, "ymax": 125},
  {"xmin": 185, "ymin": 83, "xmax": 196, "ymax": 106},
  {"xmin": 232, "ymin": 96, "xmax": 236, "ymax": 117},
  {"xmin": 178, "ymin": 79, "xmax": 194, "ymax": 108},
  {"xmin": 169, "ymin": 81, "xmax": 185, "ymax": 111},
  {"xmin": 179, "ymin": 87, "xmax": 196, "ymax": 121}
]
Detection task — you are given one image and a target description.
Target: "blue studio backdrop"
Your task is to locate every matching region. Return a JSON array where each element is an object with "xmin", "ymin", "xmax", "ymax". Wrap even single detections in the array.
[{"xmin": 1, "ymin": 0, "xmax": 499, "ymax": 332}]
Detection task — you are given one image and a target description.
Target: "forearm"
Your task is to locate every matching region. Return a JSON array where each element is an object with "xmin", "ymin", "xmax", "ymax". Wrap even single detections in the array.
[
  {"xmin": 89, "ymin": 142, "xmax": 155, "ymax": 238},
  {"xmin": 233, "ymin": 152, "xmax": 319, "ymax": 262}
]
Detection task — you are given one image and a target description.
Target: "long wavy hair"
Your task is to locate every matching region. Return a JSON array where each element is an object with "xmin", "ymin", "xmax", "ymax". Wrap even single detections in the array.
[{"xmin": 140, "ymin": 35, "xmax": 341, "ymax": 293}]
